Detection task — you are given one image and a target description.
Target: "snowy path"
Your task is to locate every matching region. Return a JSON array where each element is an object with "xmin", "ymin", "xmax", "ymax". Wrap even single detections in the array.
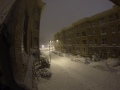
[{"xmin": 38, "ymin": 49, "xmax": 120, "ymax": 90}]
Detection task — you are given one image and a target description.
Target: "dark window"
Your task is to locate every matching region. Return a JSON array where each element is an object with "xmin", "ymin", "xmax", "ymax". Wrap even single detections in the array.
[
  {"xmin": 99, "ymin": 18, "xmax": 105, "ymax": 25},
  {"xmin": 89, "ymin": 39, "xmax": 92, "ymax": 45},
  {"xmin": 36, "ymin": 8, "xmax": 40, "ymax": 16},
  {"xmin": 35, "ymin": 21, "xmax": 40, "ymax": 30},
  {"xmin": 77, "ymin": 40, "xmax": 80, "ymax": 44},
  {"xmin": 88, "ymin": 29, "xmax": 91, "ymax": 36},
  {"xmin": 119, "ymin": 38, "xmax": 120, "ymax": 44},
  {"xmin": 109, "ymin": 15, "xmax": 114, "ymax": 22},
  {"xmin": 82, "ymin": 40, "xmax": 86, "ymax": 44},
  {"xmin": 94, "ymin": 39, "xmax": 97, "ymax": 45},
  {"xmin": 101, "ymin": 28, "xmax": 106, "ymax": 35},
  {"xmin": 82, "ymin": 31, "xmax": 86, "ymax": 36},
  {"xmin": 116, "ymin": 13, "xmax": 119, "ymax": 20},
  {"xmin": 88, "ymin": 48, "xmax": 92, "ymax": 54},
  {"xmin": 112, "ymin": 26, "xmax": 116, "ymax": 33},
  {"xmin": 76, "ymin": 33, "xmax": 79, "ymax": 37},
  {"xmin": 81, "ymin": 23, "xmax": 85, "ymax": 28},
  {"xmin": 101, "ymin": 38, "xmax": 107, "ymax": 45},
  {"xmin": 82, "ymin": 48, "xmax": 86, "ymax": 53},
  {"xmin": 118, "ymin": 24, "xmax": 120, "ymax": 32},
  {"xmin": 112, "ymin": 38, "xmax": 117, "ymax": 45},
  {"xmin": 93, "ymin": 30, "xmax": 97, "ymax": 35},
  {"xmin": 34, "ymin": 37, "xmax": 39, "ymax": 48}
]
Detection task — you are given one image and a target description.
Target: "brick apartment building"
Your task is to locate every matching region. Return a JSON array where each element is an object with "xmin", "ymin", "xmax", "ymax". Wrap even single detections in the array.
[{"xmin": 54, "ymin": 5, "xmax": 120, "ymax": 59}]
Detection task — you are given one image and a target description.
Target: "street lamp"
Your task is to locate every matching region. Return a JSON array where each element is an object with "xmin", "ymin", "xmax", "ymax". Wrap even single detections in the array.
[
  {"xmin": 56, "ymin": 40, "xmax": 59, "ymax": 51},
  {"xmin": 49, "ymin": 40, "xmax": 51, "ymax": 63}
]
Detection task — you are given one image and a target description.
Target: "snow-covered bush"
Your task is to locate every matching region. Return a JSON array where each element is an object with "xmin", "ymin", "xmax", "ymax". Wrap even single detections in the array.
[
  {"xmin": 71, "ymin": 57, "xmax": 86, "ymax": 63},
  {"xmin": 92, "ymin": 53, "xmax": 101, "ymax": 62},
  {"xmin": 76, "ymin": 55, "xmax": 81, "ymax": 58},
  {"xmin": 106, "ymin": 58, "xmax": 120, "ymax": 67}
]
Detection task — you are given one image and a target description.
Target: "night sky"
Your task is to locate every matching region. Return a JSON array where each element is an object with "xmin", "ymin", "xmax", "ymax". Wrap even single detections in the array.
[{"xmin": 40, "ymin": 0, "xmax": 114, "ymax": 44}]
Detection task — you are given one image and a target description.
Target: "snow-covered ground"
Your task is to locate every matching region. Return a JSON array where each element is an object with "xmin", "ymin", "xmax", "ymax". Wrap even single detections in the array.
[{"xmin": 38, "ymin": 48, "xmax": 120, "ymax": 90}]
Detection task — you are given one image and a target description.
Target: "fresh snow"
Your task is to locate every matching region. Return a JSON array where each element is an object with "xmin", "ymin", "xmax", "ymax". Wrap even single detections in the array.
[{"xmin": 37, "ymin": 48, "xmax": 120, "ymax": 90}]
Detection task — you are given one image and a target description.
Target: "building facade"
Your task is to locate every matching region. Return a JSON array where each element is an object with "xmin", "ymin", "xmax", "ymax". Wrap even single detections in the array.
[
  {"xmin": 54, "ymin": 6, "xmax": 120, "ymax": 58},
  {"xmin": 0, "ymin": 0, "xmax": 45, "ymax": 89}
]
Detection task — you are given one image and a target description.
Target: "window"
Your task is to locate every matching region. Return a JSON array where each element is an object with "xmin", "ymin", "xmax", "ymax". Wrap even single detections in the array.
[
  {"xmin": 81, "ymin": 23, "xmax": 85, "ymax": 28},
  {"xmin": 112, "ymin": 49, "xmax": 117, "ymax": 57},
  {"xmin": 88, "ymin": 48, "xmax": 92, "ymax": 54},
  {"xmin": 101, "ymin": 28, "xmax": 106, "ymax": 35},
  {"xmin": 116, "ymin": 13, "xmax": 119, "ymax": 20},
  {"xmin": 36, "ymin": 8, "xmax": 40, "ymax": 16},
  {"xmin": 109, "ymin": 15, "xmax": 114, "ymax": 22},
  {"xmin": 34, "ymin": 37, "xmax": 39, "ymax": 48},
  {"xmin": 82, "ymin": 48, "xmax": 86, "ymax": 53},
  {"xmin": 82, "ymin": 31, "xmax": 86, "ymax": 36},
  {"xmin": 118, "ymin": 24, "xmax": 120, "ymax": 32},
  {"xmin": 94, "ymin": 49, "xmax": 98, "ymax": 53},
  {"xmin": 82, "ymin": 40, "xmax": 86, "ymax": 45},
  {"xmin": 119, "ymin": 38, "xmax": 120, "ymax": 44},
  {"xmin": 77, "ymin": 39, "xmax": 80, "ymax": 44},
  {"xmin": 88, "ymin": 29, "xmax": 92, "ymax": 36},
  {"xmin": 99, "ymin": 18, "xmax": 105, "ymax": 25},
  {"xmin": 112, "ymin": 38, "xmax": 117, "ymax": 45},
  {"xmin": 101, "ymin": 38, "xmax": 107, "ymax": 45},
  {"xmin": 94, "ymin": 39, "xmax": 97, "ymax": 45},
  {"xmin": 92, "ymin": 22, "xmax": 96, "ymax": 27},
  {"xmin": 76, "ymin": 33, "xmax": 80, "ymax": 37},
  {"xmin": 87, "ymin": 22, "xmax": 90, "ymax": 28},
  {"xmin": 35, "ymin": 21, "xmax": 40, "ymax": 30},
  {"xmin": 112, "ymin": 26, "xmax": 116, "ymax": 33},
  {"xmin": 93, "ymin": 30, "xmax": 97, "ymax": 35},
  {"xmin": 88, "ymin": 39, "xmax": 92, "ymax": 45}
]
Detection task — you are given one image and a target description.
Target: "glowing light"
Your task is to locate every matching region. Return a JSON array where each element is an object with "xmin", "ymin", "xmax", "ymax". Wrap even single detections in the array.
[{"xmin": 42, "ymin": 45, "xmax": 44, "ymax": 48}]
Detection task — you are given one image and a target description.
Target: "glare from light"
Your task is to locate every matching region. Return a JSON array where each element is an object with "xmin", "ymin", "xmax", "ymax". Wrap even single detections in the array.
[{"xmin": 42, "ymin": 45, "xmax": 44, "ymax": 48}]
